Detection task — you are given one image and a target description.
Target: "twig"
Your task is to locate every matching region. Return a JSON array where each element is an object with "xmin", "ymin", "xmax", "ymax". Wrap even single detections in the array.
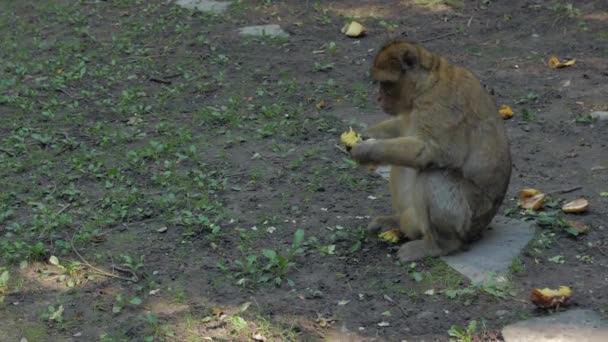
[
  {"xmin": 547, "ymin": 186, "xmax": 582, "ymax": 196},
  {"xmin": 71, "ymin": 227, "xmax": 138, "ymax": 282},
  {"xmin": 467, "ymin": 15, "xmax": 475, "ymax": 27},
  {"xmin": 149, "ymin": 77, "xmax": 172, "ymax": 85},
  {"xmin": 335, "ymin": 144, "xmax": 349, "ymax": 155},
  {"xmin": 56, "ymin": 204, "xmax": 71, "ymax": 216},
  {"xmin": 420, "ymin": 31, "xmax": 458, "ymax": 43}
]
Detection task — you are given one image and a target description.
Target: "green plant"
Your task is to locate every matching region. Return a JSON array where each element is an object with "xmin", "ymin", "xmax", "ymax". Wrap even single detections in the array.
[
  {"xmin": 480, "ymin": 273, "xmax": 515, "ymax": 299},
  {"xmin": 261, "ymin": 229, "xmax": 305, "ymax": 286},
  {"xmin": 448, "ymin": 320, "xmax": 477, "ymax": 342}
]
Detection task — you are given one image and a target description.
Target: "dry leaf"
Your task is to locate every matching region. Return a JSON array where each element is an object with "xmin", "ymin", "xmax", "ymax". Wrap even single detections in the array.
[
  {"xmin": 530, "ymin": 286, "xmax": 571, "ymax": 309},
  {"xmin": 562, "ymin": 198, "xmax": 589, "ymax": 213},
  {"xmin": 378, "ymin": 229, "xmax": 401, "ymax": 244},
  {"xmin": 548, "ymin": 56, "xmax": 576, "ymax": 69},
  {"xmin": 316, "ymin": 100, "xmax": 327, "ymax": 110},
  {"xmin": 341, "ymin": 21, "xmax": 366, "ymax": 37},
  {"xmin": 566, "ymin": 220, "xmax": 590, "ymax": 234},
  {"xmin": 498, "ymin": 105, "xmax": 514, "ymax": 119}
]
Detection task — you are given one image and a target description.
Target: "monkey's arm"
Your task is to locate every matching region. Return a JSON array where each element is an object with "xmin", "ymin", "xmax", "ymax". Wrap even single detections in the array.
[
  {"xmin": 351, "ymin": 137, "xmax": 438, "ymax": 169},
  {"xmin": 363, "ymin": 118, "xmax": 403, "ymax": 139}
]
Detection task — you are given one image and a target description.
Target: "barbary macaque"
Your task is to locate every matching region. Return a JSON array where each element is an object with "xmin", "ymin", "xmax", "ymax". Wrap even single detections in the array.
[{"xmin": 351, "ymin": 37, "xmax": 512, "ymax": 261}]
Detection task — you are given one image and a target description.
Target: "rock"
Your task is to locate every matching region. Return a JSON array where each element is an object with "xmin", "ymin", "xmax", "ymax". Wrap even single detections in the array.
[
  {"xmin": 442, "ymin": 216, "xmax": 535, "ymax": 284},
  {"xmin": 239, "ymin": 25, "xmax": 289, "ymax": 39},
  {"xmin": 175, "ymin": 0, "xmax": 230, "ymax": 14},
  {"xmin": 502, "ymin": 309, "xmax": 608, "ymax": 342},
  {"xmin": 590, "ymin": 111, "xmax": 608, "ymax": 121}
]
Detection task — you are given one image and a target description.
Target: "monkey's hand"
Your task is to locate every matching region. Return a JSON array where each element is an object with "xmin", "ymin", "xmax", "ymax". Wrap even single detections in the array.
[{"xmin": 350, "ymin": 138, "xmax": 378, "ymax": 165}]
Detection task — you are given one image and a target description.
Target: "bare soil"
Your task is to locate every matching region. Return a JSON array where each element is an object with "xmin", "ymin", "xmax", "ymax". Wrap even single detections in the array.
[{"xmin": 1, "ymin": 1, "xmax": 607, "ymax": 341}]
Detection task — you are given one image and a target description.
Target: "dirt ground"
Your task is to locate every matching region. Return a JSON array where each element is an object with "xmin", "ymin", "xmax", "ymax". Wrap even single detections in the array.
[{"xmin": 1, "ymin": 0, "xmax": 608, "ymax": 341}]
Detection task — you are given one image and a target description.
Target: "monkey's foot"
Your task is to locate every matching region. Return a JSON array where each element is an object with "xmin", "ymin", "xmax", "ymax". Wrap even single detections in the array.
[
  {"xmin": 367, "ymin": 215, "xmax": 399, "ymax": 234},
  {"xmin": 397, "ymin": 240, "xmax": 442, "ymax": 262}
]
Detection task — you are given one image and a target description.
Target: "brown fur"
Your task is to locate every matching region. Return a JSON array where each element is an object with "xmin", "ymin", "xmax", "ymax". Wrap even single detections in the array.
[{"xmin": 352, "ymin": 38, "xmax": 512, "ymax": 261}]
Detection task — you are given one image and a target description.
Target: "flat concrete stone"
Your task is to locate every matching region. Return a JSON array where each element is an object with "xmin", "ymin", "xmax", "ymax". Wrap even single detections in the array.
[
  {"xmin": 502, "ymin": 309, "xmax": 608, "ymax": 342},
  {"xmin": 590, "ymin": 111, "xmax": 608, "ymax": 121},
  {"xmin": 239, "ymin": 24, "xmax": 289, "ymax": 38},
  {"xmin": 442, "ymin": 216, "xmax": 535, "ymax": 283},
  {"xmin": 175, "ymin": 0, "xmax": 230, "ymax": 14}
]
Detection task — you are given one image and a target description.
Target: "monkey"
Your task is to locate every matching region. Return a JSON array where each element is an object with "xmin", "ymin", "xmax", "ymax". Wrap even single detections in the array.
[{"xmin": 350, "ymin": 37, "xmax": 512, "ymax": 262}]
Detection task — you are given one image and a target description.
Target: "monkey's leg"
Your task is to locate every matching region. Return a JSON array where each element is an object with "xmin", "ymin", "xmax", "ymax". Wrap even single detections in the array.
[
  {"xmin": 398, "ymin": 208, "xmax": 423, "ymax": 240},
  {"xmin": 367, "ymin": 215, "xmax": 399, "ymax": 234},
  {"xmin": 364, "ymin": 118, "xmax": 404, "ymax": 139},
  {"xmin": 397, "ymin": 172, "xmax": 471, "ymax": 262}
]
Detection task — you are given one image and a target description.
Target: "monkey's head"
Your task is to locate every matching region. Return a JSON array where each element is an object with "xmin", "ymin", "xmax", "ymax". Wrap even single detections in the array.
[{"xmin": 371, "ymin": 38, "xmax": 437, "ymax": 115}]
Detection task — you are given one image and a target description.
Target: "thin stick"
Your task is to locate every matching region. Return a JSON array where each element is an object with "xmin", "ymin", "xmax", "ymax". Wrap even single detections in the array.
[
  {"xmin": 71, "ymin": 227, "xmax": 138, "ymax": 282},
  {"xmin": 420, "ymin": 31, "xmax": 458, "ymax": 43},
  {"xmin": 335, "ymin": 144, "xmax": 349, "ymax": 155},
  {"xmin": 547, "ymin": 186, "xmax": 582, "ymax": 196}
]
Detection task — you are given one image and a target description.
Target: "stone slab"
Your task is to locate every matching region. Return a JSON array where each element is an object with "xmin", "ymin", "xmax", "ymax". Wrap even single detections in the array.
[
  {"xmin": 442, "ymin": 216, "xmax": 535, "ymax": 283},
  {"xmin": 175, "ymin": 0, "xmax": 230, "ymax": 14},
  {"xmin": 239, "ymin": 24, "xmax": 289, "ymax": 38},
  {"xmin": 502, "ymin": 309, "xmax": 608, "ymax": 342}
]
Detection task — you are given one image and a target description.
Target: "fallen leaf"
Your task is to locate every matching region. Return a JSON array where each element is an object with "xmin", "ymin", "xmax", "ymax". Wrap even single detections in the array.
[
  {"xmin": 519, "ymin": 188, "xmax": 540, "ymax": 198},
  {"xmin": 600, "ymin": 192, "xmax": 608, "ymax": 197},
  {"xmin": 126, "ymin": 116, "xmax": 143, "ymax": 126},
  {"xmin": 378, "ymin": 229, "xmax": 401, "ymax": 244},
  {"xmin": 341, "ymin": 21, "xmax": 366, "ymax": 37},
  {"xmin": 316, "ymin": 100, "xmax": 327, "ymax": 110},
  {"xmin": 377, "ymin": 321, "xmax": 390, "ymax": 327},
  {"xmin": 498, "ymin": 105, "xmax": 514, "ymax": 119},
  {"xmin": 566, "ymin": 220, "xmax": 590, "ymax": 234},
  {"xmin": 252, "ymin": 333, "xmax": 267, "ymax": 342},
  {"xmin": 156, "ymin": 226, "xmax": 168, "ymax": 233},
  {"xmin": 548, "ymin": 56, "xmax": 576, "ymax": 69},
  {"xmin": 337, "ymin": 300, "xmax": 350, "ymax": 306},
  {"xmin": 562, "ymin": 198, "xmax": 589, "ymax": 213},
  {"xmin": 424, "ymin": 289, "xmax": 435, "ymax": 296},
  {"xmin": 530, "ymin": 286, "xmax": 571, "ymax": 309}
]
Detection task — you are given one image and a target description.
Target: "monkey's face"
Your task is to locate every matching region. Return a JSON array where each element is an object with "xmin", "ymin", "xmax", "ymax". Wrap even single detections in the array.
[{"xmin": 377, "ymin": 81, "xmax": 401, "ymax": 115}]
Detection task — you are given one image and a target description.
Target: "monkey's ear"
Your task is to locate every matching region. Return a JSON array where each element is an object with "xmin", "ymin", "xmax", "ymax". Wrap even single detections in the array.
[{"xmin": 398, "ymin": 50, "xmax": 418, "ymax": 70}]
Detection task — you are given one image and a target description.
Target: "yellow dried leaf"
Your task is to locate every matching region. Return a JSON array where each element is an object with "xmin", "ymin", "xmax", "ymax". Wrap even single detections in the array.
[
  {"xmin": 530, "ymin": 286, "xmax": 572, "ymax": 309},
  {"xmin": 548, "ymin": 56, "xmax": 576, "ymax": 69},
  {"xmin": 341, "ymin": 21, "xmax": 366, "ymax": 37},
  {"xmin": 340, "ymin": 127, "xmax": 362, "ymax": 148},
  {"xmin": 498, "ymin": 105, "xmax": 514, "ymax": 119},
  {"xmin": 316, "ymin": 100, "xmax": 327, "ymax": 110},
  {"xmin": 378, "ymin": 229, "xmax": 401, "ymax": 244},
  {"xmin": 562, "ymin": 198, "xmax": 588, "ymax": 213}
]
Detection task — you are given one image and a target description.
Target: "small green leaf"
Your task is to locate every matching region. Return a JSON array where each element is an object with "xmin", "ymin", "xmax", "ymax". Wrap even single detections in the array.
[
  {"xmin": 129, "ymin": 297, "xmax": 142, "ymax": 305},
  {"xmin": 293, "ymin": 229, "xmax": 305, "ymax": 246},
  {"xmin": 262, "ymin": 249, "xmax": 277, "ymax": 259},
  {"xmin": 600, "ymin": 192, "xmax": 608, "ymax": 197},
  {"xmin": 565, "ymin": 227, "xmax": 579, "ymax": 237},
  {"xmin": 112, "ymin": 305, "xmax": 123, "ymax": 314}
]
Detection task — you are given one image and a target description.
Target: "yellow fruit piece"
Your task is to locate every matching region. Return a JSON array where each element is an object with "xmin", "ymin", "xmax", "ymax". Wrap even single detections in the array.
[
  {"xmin": 562, "ymin": 198, "xmax": 589, "ymax": 213},
  {"xmin": 341, "ymin": 21, "xmax": 366, "ymax": 37},
  {"xmin": 378, "ymin": 229, "xmax": 401, "ymax": 244},
  {"xmin": 340, "ymin": 127, "xmax": 362, "ymax": 148},
  {"xmin": 548, "ymin": 56, "xmax": 576, "ymax": 69},
  {"xmin": 520, "ymin": 193, "xmax": 545, "ymax": 210},
  {"xmin": 519, "ymin": 188, "xmax": 540, "ymax": 198},
  {"xmin": 498, "ymin": 105, "xmax": 514, "ymax": 119},
  {"xmin": 530, "ymin": 286, "xmax": 572, "ymax": 309}
]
